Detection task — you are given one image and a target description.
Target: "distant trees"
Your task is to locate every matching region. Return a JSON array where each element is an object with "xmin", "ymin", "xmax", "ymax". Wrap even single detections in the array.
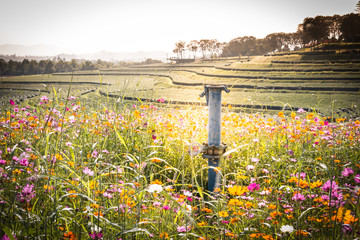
[
  {"xmin": 220, "ymin": 12, "xmax": 360, "ymax": 57},
  {"xmin": 172, "ymin": 39, "xmax": 226, "ymax": 59},
  {"xmin": 0, "ymin": 58, "xmax": 118, "ymax": 76}
]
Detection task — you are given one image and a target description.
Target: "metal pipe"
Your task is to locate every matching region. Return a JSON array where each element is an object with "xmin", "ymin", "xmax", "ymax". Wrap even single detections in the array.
[
  {"xmin": 208, "ymin": 87, "xmax": 222, "ymax": 146},
  {"xmin": 200, "ymin": 85, "xmax": 229, "ymax": 192}
]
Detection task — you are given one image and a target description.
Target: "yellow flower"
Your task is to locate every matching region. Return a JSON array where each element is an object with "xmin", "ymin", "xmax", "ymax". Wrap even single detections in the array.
[
  {"xmin": 219, "ymin": 211, "xmax": 229, "ymax": 218},
  {"xmin": 310, "ymin": 180, "xmax": 323, "ymax": 188},
  {"xmin": 228, "ymin": 198, "xmax": 243, "ymax": 206},
  {"xmin": 197, "ymin": 221, "xmax": 207, "ymax": 226},
  {"xmin": 228, "ymin": 185, "xmax": 248, "ymax": 196},
  {"xmin": 278, "ymin": 111, "xmax": 284, "ymax": 118}
]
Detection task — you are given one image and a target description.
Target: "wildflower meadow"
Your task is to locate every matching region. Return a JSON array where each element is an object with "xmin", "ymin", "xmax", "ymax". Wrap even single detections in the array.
[{"xmin": 0, "ymin": 94, "xmax": 359, "ymax": 239}]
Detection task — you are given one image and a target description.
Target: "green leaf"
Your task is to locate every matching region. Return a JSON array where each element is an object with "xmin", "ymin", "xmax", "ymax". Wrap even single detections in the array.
[{"xmin": 114, "ymin": 125, "xmax": 128, "ymax": 152}]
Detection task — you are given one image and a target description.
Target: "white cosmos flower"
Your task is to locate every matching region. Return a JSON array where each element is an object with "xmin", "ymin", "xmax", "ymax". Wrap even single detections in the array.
[
  {"xmin": 148, "ymin": 184, "xmax": 163, "ymax": 193},
  {"xmin": 280, "ymin": 225, "xmax": 294, "ymax": 233}
]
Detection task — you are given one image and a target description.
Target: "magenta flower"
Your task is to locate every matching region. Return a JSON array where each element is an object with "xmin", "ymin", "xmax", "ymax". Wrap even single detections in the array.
[
  {"xmin": 322, "ymin": 180, "xmax": 338, "ymax": 192},
  {"xmin": 292, "ymin": 193, "xmax": 306, "ymax": 201},
  {"xmin": 355, "ymin": 174, "xmax": 360, "ymax": 184},
  {"xmin": 247, "ymin": 183, "xmax": 260, "ymax": 192},
  {"xmin": 9, "ymin": 100, "xmax": 15, "ymax": 105},
  {"xmin": 89, "ymin": 231, "xmax": 103, "ymax": 239},
  {"xmin": 157, "ymin": 98, "xmax": 165, "ymax": 103},
  {"xmin": 163, "ymin": 205, "xmax": 170, "ymax": 210},
  {"xmin": 19, "ymin": 158, "xmax": 29, "ymax": 166},
  {"xmin": 18, "ymin": 183, "xmax": 36, "ymax": 203},
  {"xmin": 342, "ymin": 167, "xmax": 354, "ymax": 177}
]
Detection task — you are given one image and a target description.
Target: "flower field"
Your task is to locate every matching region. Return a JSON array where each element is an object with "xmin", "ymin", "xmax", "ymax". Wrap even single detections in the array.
[{"xmin": 0, "ymin": 94, "xmax": 359, "ymax": 239}]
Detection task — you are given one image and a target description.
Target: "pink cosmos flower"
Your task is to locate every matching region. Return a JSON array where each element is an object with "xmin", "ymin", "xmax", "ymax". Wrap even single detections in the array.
[
  {"xmin": 177, "ymin": 226, "xmax": 191, "ymax": 233},
  {"xmin": 322, "ymin": 180, "xmax": 338, "ymax": 192},
  {"xmin": 342, "ymin": 167, "xmax": 354, "ymax": 177},
  {"xmin": 251, "ymin": 157, "xmax": 259, "ymax": 163},
  {"xmin": 19, "ymin": 158, "xmax": 29, "ymax": 166},
  {"xmin": 297, "ymin": 108, "xmax": 306, "ymax": 113},
  {"xmin": 292, "ymin": 193, "xmax": 306, "ymax": 201},
  {"xmin": 247, "ymin": 183, "xmax": 260, "ymax": 192},
  {"xmin": 91, "ymin": 150, "xmax": 98, "ymax": 158},
  {"xmin": 83, "ymin": 167, "xmax": 94, "ymax": 176},
  {"xmin": 355, "ymin": 174, "xmax": 360, "ymax": 184},
  {"xmin": 9, "ymin": 100, "xmax": 15, "ymax": 105},
  {"xmin": 18, "ymin": 183, "xmax": 36, "ymax": 203},
  {"xmin": 163, "ymin": 205, "xmax": 170, "ymax": 210},
  {"xmin": 41, "ymin": 96, "xmax": 49, "ymax": 102}
]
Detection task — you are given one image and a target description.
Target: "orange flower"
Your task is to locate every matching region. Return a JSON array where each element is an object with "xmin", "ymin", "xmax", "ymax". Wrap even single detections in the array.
[
  {"xmin": 295, "ymin": 230, "xmax": 309, "ymax": 236},
  {"xmin": 201, "ymin": 207, "xmax": 213, "ymax": 213},
  {"xmin": 63, "ymin": 231, "xmax": 77, "ymax": 240},
  {"xmin": 267, "ymin": 204, "xmax": 277, "ymax": 210},
  {"xmin": 151, "ymin": 179, "xmax": 163, "ymax": 185},
  {"xmin": 151, "ymin": 158, "xmax": 162, "ymax": 163},
  {"xmin": 159, "ymin": 232, "xmax": 169, "ymax": 239}
]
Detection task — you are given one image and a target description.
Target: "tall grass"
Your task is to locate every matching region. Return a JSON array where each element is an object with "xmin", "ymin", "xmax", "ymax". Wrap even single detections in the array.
[{"xmin": 0, "ymin": 92, "xmax": 359, "ymax": 239}]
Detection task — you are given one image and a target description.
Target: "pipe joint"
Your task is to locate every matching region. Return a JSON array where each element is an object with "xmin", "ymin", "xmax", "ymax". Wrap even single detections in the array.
[
  {"xmin": 202, "ymin": 143, "xmax": 227, "ymax": 160},
  {"xmin": 200, "ymin": 85, "xmax": 230, "ymax": 105}
]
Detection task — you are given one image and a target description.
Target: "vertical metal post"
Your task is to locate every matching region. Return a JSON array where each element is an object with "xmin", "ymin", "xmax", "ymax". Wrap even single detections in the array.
[{"xmin": 200, "ymin": 85, "xmax": 229, "ymax": 192}]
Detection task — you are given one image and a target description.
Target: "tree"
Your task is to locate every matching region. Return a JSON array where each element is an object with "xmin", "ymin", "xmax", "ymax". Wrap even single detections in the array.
[
  {"xmin": 221, "ymin": 36, "xmax": 260, "ymax": 57},
  {"xmin": 81, "ymin": 60, "xmax": 95, "ymax": 71},
  {"xmin": 173, "ymin": 41, "xmax": 186, "ymax": 59},
  {"xmin": 340, "ymin": 13, "xmax": 360, "ymax": 42},
  {"xmin": 328, "ymin": 15, "xmax": 342, "ymax": 40},
  {"xmin": 356, "ymin": 1, "xmax": 360, "ymax": 13},
  {"xmin": 0, "ymin": 59, "xmax": 7, "ymax": 75},
  {"xmin": 44, "ymin": 60, "xmax": 54, "ymax": 74},
  {"xmin": 300, "ymin": 16, "xmax": 331, "ymax": 44},
  {"xmin": 199, "ymin": 39, "xmax": 210, "ymax": 58},
  {"xmin": 21, "ymin": 59, "xmax": 31, "ymax": 75},
  {"xmin": 186, "ymin": 40, "xmax": 199, "ymax": 59}
]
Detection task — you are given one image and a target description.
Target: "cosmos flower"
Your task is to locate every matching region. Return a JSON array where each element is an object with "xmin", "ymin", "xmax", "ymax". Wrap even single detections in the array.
[
  {"xmin": 280, "ymin": 225, "xmax": 294, "ymax": 233},
  {"xmin": 148, "ymin": 184, "xmax": 163, "ymax": 193}
]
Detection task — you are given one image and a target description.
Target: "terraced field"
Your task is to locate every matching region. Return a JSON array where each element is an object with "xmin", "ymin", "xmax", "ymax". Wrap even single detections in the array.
[{"xmin": 1, "ymin": 51, "xmax": 360, "ymax": 117}]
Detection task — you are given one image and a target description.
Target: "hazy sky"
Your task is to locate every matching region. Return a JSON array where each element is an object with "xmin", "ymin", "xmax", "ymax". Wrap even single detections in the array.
[{"xmin": 0, "ymin": 0, "xmax": 358, "ymax": 54}]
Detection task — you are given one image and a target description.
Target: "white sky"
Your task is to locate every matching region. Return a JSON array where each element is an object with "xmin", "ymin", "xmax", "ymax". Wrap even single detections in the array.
[{"xmin": 0, "ymin": 0, "xmax": 358, "ymax": 54}]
